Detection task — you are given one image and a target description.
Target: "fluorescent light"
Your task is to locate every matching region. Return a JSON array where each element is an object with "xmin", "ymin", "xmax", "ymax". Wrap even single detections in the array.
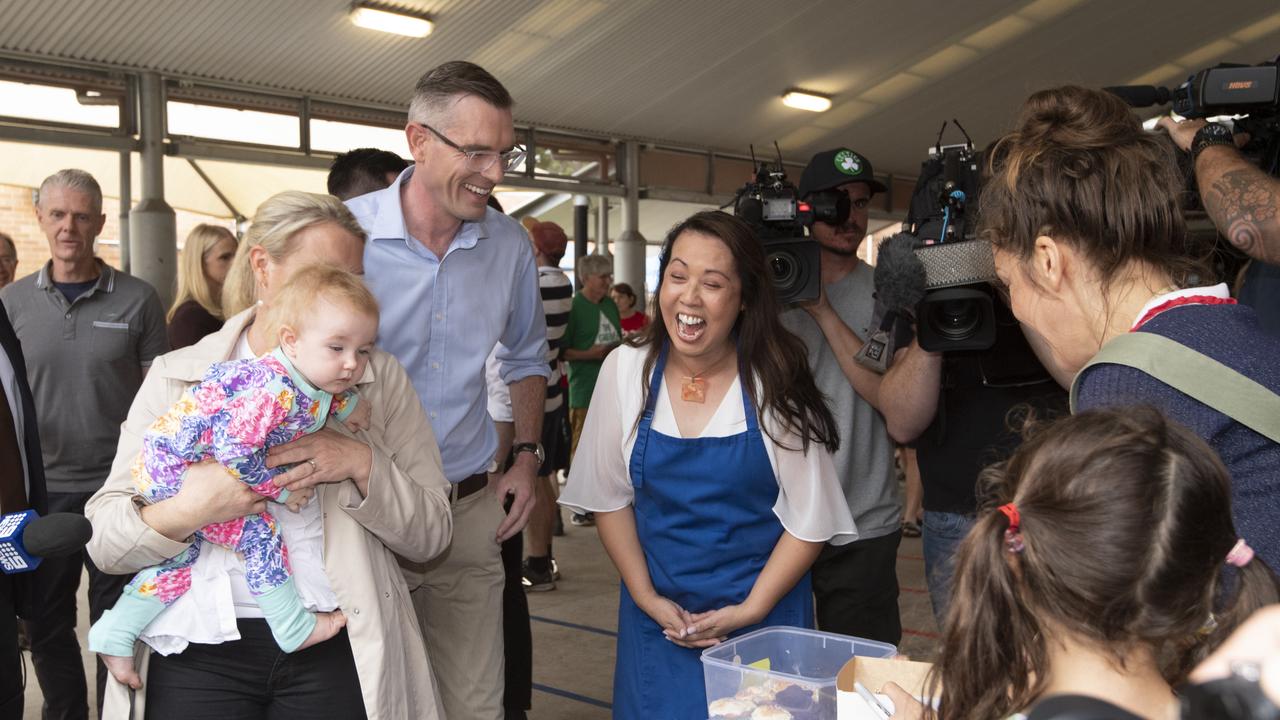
[
  {"xmin": 782, "ymin": 90, "xmax": 832, "ymax": 113},
  {"xmin": 350, "ymin": 4, "xmax": 434, "ymax": 38}
]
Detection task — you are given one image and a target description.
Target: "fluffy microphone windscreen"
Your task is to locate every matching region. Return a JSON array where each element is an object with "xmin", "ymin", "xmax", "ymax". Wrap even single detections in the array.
[
  {"xmin": 873, "ymin": 233, "xmax": 927, "ymax": 310},
  {"xmin": 22, "ymin": 513, "xmax": 93, "ymax": 558}
]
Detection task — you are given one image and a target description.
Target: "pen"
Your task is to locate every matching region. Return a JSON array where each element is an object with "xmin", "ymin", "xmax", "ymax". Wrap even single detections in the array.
[{"xmin": 854, "ymin": 680, "xmax": 892, "ymax": 719}]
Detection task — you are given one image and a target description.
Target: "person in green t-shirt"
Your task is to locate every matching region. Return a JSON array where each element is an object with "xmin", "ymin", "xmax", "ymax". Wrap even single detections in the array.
[{"xmin": 563, "ymin": 254, "xmax": 622, "ymax": 526}]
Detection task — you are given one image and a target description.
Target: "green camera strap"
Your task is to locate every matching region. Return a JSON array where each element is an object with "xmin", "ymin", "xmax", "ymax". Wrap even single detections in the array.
[{"xmin": 1069, "ymin": 332, "xmax": 1280, "ymax": 444}]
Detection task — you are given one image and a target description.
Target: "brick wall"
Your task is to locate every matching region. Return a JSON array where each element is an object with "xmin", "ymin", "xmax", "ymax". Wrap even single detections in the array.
[{"xmin": 0, "ymin": 183, "xmax": 234, "ymax": 292}]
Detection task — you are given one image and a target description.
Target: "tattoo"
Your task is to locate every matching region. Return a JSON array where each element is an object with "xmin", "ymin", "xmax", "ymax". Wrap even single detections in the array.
[{"xmin": 1205, "ymin": 169, "xmax": 1279, "ymax": 262}]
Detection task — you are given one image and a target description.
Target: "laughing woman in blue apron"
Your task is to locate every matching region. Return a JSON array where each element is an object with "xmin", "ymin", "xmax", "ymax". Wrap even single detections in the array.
[{"xmin": 559, "ymin": 211, "xmax": 857, "ymax": 719}]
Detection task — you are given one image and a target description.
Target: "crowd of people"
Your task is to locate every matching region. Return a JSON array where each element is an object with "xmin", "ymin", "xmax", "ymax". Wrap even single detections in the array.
[{"xmin": 2, "ymin": 58, "xmax": 1280, "ymax": 720}]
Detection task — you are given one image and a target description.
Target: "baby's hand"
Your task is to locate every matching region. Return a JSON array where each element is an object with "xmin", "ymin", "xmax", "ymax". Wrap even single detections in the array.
[
  {"xmin": 284, "ymin": 491, "xmax": 309, "ymax": 513},
  {"xmin": 343, "ymin": 399, "xmax": 372, "ymax": 432}
]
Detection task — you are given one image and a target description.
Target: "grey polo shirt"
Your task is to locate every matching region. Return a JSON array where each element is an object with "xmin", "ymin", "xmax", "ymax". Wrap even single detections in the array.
[
  {"xmin": 0, "ymin": 260, "xmax": 167, "ymax": 493},
  {"xmin": 781, "ymin": 262, "xmax": 901, "ymax": 541}
]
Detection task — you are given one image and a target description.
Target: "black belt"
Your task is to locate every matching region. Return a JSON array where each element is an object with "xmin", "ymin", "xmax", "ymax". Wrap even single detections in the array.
[{"xmin": 453, "ymin": 473, "xmax": 488, "ymax": 502}]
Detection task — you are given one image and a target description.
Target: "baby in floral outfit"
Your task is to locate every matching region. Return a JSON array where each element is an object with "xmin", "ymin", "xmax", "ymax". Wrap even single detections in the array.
[{"xmin": 89, "ymin": 264, "xmax": 378, "ymax": 687}]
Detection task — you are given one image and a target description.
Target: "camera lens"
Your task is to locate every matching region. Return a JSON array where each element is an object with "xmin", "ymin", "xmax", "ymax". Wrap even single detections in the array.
[
  {"xmin": 930, "ymin": 299, "xmax": 980, "ymax": 340},
  {"xmin": 768, "ymin": 251, "xmax": 798, "ymax": 291}
]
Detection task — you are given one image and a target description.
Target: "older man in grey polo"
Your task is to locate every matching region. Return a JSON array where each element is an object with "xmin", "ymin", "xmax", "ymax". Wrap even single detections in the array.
[{"xmin": 0, "ymin": 168, "xmax": 167, "ymax": 720}]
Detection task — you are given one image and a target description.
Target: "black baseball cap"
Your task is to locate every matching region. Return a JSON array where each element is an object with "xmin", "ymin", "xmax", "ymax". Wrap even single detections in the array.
[{"xmin": 798, "ymin": 147, "xmax": 888, "ymax": 198}]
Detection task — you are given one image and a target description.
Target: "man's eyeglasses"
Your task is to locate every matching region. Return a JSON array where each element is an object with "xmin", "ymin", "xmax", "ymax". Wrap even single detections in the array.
[{"xmin": 417, "ymin": 122, "xmax": 526, "ymax": 174}]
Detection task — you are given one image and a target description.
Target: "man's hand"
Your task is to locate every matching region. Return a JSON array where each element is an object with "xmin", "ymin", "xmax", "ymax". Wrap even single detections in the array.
[
  {"xmin": 342, "ymin": 399, "xmax": 372, "ymax": 433},
  {"xmin": 268, "ymin": 427, "xmax": 373, "ymax": 497},
  {"xmin": 1156, "ymin": 116, "xmax": 1207, "ymax": 152},
  {"xmin": 798, "ymin": 282, "xmax": 834, "ymax": 321},
  {"xmin": 491, "ymin": 453, "xmax": 537, "ymax": 542}
]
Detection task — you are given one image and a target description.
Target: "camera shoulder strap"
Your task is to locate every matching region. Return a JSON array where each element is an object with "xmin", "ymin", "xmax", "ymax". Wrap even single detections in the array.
[{"xmin": 1069, "ymin": 332, "xmax": 1280, "ymax": 444}]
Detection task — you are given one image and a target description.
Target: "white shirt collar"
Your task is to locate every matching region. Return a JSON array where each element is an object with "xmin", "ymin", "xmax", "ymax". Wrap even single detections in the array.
[{"xmin": 1131, "ymin": 283, "xmax": 1230, "ymax": 328}]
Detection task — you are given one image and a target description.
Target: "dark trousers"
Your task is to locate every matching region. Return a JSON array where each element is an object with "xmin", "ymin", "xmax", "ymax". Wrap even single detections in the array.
[
  {"xmin": 1, "ymin": 577, "xmax": 22, "ymax": 719},
  {"xmin": 144, "ymin": 619, "xmax": 365, "ymax": 719},
  {"xmin": 811, "ymin": 530, "xmax": 903, "ymax": 645},
  {"xmin": 26, "ymin": 491, "xmax": 133, "ymax": 720},
  {"xmin": 502, "ymin": 500, "xmax": 532, "ymax": 719}
]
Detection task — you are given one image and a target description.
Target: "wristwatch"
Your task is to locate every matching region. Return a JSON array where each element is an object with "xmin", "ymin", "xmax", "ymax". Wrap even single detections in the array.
[
  {"xmin": 512, "ymin": 442, "xmax": 545, "ymax": 466},
  {"xmin": 1191, "ymin": 122, "xmax": 1235, "ymax": 163}
]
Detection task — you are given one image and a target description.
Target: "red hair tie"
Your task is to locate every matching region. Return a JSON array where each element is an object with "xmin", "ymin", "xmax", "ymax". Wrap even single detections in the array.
[
  {"xmin": 998, "ymin": 502, "xmax": 1024, "ymax": 554},
  {"xmin": 997, "ymin": 503, "xmax": 1020, "ymax": 531}
]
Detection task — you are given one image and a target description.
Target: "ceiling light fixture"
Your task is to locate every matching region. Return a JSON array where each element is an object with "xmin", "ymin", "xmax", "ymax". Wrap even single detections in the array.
[
  {"xmin": 782, "ymin": 89, "xmax": 832, "ymax": 113},
  {"xmin": 350, "ymin": 2, "xmax": 434, "ymax": 38}
]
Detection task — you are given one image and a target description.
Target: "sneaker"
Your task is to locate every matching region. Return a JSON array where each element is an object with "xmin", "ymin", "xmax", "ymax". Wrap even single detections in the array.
[
  {"xmin": 570, "ymin": 512, "xmax": 595, "ymax": 527},
  {"xmin": 522, "ymin": 559, "xmax": 556, "ymax": 592},
  {"xmin": 551, "ymin": 558, "xmax": 561, "ymax": 581}
]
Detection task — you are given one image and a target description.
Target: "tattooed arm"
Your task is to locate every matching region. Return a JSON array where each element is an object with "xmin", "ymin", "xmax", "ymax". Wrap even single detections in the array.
[
  {"xmin": 1197, "ymin": 146, "xmax": 1280, "ymax": 264},
  {"xmin": 1158, "ymin": 117, "xmax": 1280, "ymax": 264}
]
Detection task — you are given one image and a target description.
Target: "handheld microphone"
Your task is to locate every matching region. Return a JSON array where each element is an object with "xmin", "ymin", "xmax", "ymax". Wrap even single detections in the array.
[
  {"xmin": 0, "ymin": 510, "xmax": 93, "ymax": 574},
  {"xmin": 855, "ymin": 234, "xmax": 928, "ymax": 372}
]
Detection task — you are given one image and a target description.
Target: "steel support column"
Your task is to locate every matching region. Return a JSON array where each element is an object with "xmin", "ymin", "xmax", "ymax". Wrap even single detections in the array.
[
  {"xmin": 597, "ymin": 197, "xmax": 610, "ymax": 257},
  {"xmin": 573, "ymin": 194, "xmax": 589, "ymax": 267},
  {"xmin": 118, "ymin": 150, "xmax": 131, "ymax": 273},
  {"xmin": 615, "ymin": 141, "xmax": 646, "ymax": 302},
  {"xmin": 128, "ymin": 72, "xmax": 176, "ymax": 305}
]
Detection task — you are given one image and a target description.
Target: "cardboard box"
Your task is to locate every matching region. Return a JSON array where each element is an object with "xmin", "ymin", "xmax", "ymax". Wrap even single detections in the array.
[{"xmin": 836, "ymin": 655, "xmax": 935, "ymax": 719}]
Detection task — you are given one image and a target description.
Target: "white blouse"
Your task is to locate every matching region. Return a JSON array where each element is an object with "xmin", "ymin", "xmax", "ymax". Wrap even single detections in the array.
[
  {"xmin": 140, "ymin": 330, "xmax": 339, "ymax": 655},
  {"xmin": 559, "ymin": 345, "xmax": 857, "ymax": 545}
]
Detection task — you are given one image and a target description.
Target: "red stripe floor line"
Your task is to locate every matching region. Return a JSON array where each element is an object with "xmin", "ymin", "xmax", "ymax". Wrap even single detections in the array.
[
  {"xmin": 897, "ymin": 554, "xmax": 924, "ymax": 561},
  {"xmin": 899, "ymin": 586, "xmax": 927, "ymax": 594},
  {"xmin": 902, "ymin": 628, "xmax": 941, "ymax": 639}
]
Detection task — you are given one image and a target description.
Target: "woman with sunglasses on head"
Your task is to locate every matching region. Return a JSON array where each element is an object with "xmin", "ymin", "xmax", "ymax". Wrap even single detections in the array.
[{"xmin": 560, "ymin": 210, "xmax": 855, "ymax": 719}]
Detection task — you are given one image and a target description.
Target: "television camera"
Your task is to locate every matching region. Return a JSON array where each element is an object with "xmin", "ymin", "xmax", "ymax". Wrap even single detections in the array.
[{"xmin": 731, "ymin": 144, "xmax": 849, "ymax": 304}]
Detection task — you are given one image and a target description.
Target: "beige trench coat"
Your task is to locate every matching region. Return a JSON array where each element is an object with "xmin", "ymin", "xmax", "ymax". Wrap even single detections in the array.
[{"xmin": 85, "ymin": 308, "xmax": 452, "ymax": 720}]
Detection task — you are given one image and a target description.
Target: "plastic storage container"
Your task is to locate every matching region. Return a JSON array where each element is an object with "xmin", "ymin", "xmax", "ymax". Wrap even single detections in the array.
[{"xmin": 701, "ymin": 626, "xmax": 896, "ymax": 720}]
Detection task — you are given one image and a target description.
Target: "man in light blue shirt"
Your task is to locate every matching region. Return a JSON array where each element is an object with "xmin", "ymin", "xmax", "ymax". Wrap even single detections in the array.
[{"xmin": 346, "ymin": 61, "xmax": 549, "ymax": 720}]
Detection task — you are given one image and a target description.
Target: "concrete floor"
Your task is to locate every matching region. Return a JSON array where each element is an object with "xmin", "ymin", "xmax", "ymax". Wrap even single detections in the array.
[{"xmin": 20, "ymin": 514, "xmax": 938, "ymax": 719}]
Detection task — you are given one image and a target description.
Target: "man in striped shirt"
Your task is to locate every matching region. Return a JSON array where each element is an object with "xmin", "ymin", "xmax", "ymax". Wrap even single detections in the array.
[{"xmin": 523, "ymin": 220, "xmax": 573, "ymax": 590}]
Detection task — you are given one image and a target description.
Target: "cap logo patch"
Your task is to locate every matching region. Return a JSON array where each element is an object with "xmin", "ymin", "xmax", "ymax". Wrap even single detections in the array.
[{"xmin": 835, "ymin": 150, "xmax": 862, "ymax": 175}]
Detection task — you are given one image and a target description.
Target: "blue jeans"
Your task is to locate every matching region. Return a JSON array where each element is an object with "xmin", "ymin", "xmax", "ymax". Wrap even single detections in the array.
[{"xmin": 921, "ymin": 510, "xmax": 976, "ymax": 625}]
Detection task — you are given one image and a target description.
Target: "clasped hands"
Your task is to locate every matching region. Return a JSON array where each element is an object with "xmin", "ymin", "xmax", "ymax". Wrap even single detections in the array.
[{"xmin": 636, "ymin": 592, "xmax": 763, "ymax": 649}]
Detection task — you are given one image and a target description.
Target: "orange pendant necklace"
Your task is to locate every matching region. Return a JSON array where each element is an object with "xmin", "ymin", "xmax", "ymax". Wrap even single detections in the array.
[
  {"xmin": 676, "ymin": 351, "xmax": 730, "ymax": 404},
  {"xmin": 681, "ymin": 372, "xmax": 707, "ymax": 403}
]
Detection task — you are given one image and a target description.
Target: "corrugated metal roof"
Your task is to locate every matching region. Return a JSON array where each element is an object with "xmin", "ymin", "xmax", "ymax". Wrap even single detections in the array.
[{"xmin": 1, "ymin": 0, "xmax": 1278, "ymax": 176}]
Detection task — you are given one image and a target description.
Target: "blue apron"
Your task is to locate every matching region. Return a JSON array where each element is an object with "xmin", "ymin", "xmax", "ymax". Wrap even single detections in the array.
[{"xmin": 612, "ymin": 346, "xmax": 814, "ymax": 719}]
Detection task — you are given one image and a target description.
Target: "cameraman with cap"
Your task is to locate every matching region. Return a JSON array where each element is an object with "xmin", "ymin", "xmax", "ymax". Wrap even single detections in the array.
[
  {"xmin": 1159, "ymin": 117, "xmax": 1280, "ymax": 336},
  {"xmin": 780, "ymin": 148, "xmax": 940, "ymax": 644}
]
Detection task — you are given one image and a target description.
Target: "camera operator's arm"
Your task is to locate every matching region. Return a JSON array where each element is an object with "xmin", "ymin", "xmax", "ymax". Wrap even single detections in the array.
[
  {"xmin": 803, "ymin": 288, "xmax": 888, "ymax": 411},
  {"xmin": 1159, "ymin": 117, "xmax": 1280, "ymax": 265},
  {"xmin": 803, "ymin": 290, "xmax": 941, "ymax": 440},
  {"xmin": 878, "ymin": 340, "xmax": 942, "ymax": 444}
]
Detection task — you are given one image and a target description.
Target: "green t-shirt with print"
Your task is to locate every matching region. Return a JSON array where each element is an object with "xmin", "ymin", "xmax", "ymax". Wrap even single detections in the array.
[{"xmin": 565, "ymin": 292, "xmax": 622, "ymax": 408}]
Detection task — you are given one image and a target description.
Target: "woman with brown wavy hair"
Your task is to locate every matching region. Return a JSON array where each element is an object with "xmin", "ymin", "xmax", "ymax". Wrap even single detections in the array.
[
  {"xmin": 559, "ymin": 210, "xmax": 855, "ymax": 719},
  {"xmin": 884, "ymin": 406, "xmax": 1279, "ymax": 720},
  {"xmin": 982, "ymin": 85, "xmax": 1280, "ymax": 569}
]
